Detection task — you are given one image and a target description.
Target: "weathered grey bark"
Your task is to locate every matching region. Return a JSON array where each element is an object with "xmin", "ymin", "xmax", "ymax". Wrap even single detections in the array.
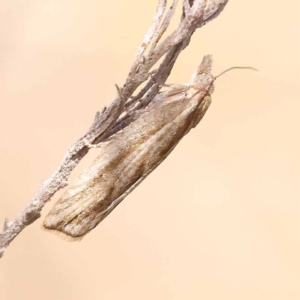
[{"xmin": 0, "ymin": 0, "xmax": 228, "ymax": 258}]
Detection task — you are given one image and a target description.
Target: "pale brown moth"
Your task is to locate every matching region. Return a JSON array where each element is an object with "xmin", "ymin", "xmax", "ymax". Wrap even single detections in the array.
[{"xmin": 43, "ymin": 55, "xmax": 255, "ymax": 239}]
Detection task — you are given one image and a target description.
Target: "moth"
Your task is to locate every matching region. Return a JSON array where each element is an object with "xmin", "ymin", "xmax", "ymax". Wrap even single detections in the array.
[{"xmin": 43, "ymin": 55, "xmax": 255, "ymax": 239}]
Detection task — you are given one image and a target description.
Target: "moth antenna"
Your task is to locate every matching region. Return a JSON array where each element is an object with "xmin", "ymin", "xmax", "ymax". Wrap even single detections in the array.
[{"xmin": 215, "ymin": 66, "xmax": 258, "ymax": 79}]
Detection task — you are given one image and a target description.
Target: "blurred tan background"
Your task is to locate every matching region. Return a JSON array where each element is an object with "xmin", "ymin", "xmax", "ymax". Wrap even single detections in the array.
[{"xmin": 0, "ymin": 1, "xmax": 299, "ymax": 299}]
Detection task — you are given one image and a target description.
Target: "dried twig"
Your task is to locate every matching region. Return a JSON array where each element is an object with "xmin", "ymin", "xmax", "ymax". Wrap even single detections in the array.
[{"xmin": 0, "ymin": 0, "xmax": 228, "ymax": 258}]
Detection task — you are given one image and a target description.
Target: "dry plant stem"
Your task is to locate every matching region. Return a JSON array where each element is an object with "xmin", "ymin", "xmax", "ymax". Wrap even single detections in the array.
[
  {"xmin": 0, "ymin": 0, "xmax": 228, "ymax": 258},
  {"xmin": 43, "ymin": 55, "xmax": 215, "ymax": 239}
]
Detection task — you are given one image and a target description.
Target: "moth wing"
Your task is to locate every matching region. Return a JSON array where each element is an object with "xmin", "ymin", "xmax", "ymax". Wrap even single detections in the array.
[{"xmin": 43, "ymin": 94, "xmax": 211, "ymax": 239}]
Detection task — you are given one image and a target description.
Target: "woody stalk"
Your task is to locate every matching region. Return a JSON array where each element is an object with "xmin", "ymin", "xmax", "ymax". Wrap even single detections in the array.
[{"xmin": 0, "ymin": 0, "xmax": 228, "ymax": 258}]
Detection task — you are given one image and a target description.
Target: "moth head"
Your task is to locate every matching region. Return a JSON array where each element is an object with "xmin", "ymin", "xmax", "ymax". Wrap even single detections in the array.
[
  {"xmin": 191, "ymin": 55, "xmax": 257, "ymax": 94},
  {"xmin": 190, "ymin": 55, "xmax": 215, "ymax": 94}
]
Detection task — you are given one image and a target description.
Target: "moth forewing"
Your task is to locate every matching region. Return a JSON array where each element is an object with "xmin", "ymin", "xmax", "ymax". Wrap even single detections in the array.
[{"xmin": 43, "ymin": 56, "xmax": 215, "ymax": 239}]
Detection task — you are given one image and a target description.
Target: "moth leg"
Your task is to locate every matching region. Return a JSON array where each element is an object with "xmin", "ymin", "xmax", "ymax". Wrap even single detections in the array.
[
  {"xmin": 161, "ymin": 83, "xmax": 172, "ymax": 87},
  {"xmin": 161, "ymin": 83, "xmax": 187, "ymax": 89},
  {"xmin": 149, "ymin": 72, "xmax": 189, "ymax": 91},
  {"xmin": 83, "ymin": 138, "xmax": 103, "ymax": 149}
]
